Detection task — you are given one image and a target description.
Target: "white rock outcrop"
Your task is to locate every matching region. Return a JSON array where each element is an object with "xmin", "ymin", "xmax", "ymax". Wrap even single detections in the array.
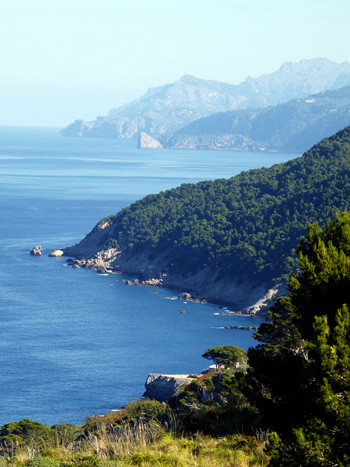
[
  {"xmin": 49, "ymin": 249, "xmax": 64, "ymax": 257},
  {"xmin": 143, "ymin": 373, "xmax": 196, "ymax": 402},
  {"xmin": 138, "ymin": 132, "xmax": 163, "ymax": 149}
]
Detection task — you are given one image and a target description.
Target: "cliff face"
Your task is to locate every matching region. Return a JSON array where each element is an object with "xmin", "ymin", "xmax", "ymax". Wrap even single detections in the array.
[
  {"xmin": 143, "ymin": 374, "xmax": 195, "ymax": 402},
  {"xmin": 63, "ymin": 221, "xmax": 283, "ymax": 311}
]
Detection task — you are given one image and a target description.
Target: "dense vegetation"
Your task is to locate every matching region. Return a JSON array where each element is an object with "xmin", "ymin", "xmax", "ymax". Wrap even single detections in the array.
[
  {"xmin": 246, "ymin": 211, "xmax": 350, "ymax": 466},
  {"xmin": 164, "ymin": 85, "xmax": 350, "ymax": 153},
  {"xmin": 4, "ymin": 131, "xmax": 349, "ymax": 465},
  {"xmin": 2, "ymin": 211, "xmax": 350, "ymax": 466},
  {"xmin": 102, "ymin": 126, "xmax": 350, "ymax": 282},
  {"xmin": 202, "ymin": 345, "xmax": 248, "ymax": 369}
]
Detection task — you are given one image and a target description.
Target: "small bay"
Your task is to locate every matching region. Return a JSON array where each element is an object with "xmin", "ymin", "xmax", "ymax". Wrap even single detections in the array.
[{"xmin": 0, "ymin": 127, "xmax": 299, "ymax": 425}]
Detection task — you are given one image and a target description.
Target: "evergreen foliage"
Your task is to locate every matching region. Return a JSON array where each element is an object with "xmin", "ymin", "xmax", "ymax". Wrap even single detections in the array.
[
  {"xmin": 202, "ymin": 345, "xmax": 248, "ymax": 369},
  {"xmin": 3, "ymin": 131, "xmax": 350, "ymax": 467},
  {"xmin": 102, "ymin": 126, "xmax": 350, "ymax": 281},
  {"xmin": 248, "ymin": 211, "xmax": 350, "ymax": 466},
  {"xmin": 2, "ymin": 214, "xmax": 350, "ymax": 466},
  {"xmin": 0, "ymin": 418, "xmax": 77, "ymax": 458}
]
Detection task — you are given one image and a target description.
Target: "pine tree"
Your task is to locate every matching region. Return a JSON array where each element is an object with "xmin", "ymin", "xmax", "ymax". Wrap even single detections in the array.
[{"xmin": 248, "ymin": 211, "xmax": 350, "ymax": 466}]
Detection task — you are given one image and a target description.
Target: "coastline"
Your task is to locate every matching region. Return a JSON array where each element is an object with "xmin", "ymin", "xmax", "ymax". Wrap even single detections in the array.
[{"xmin": 63, "ymin": 251, "xmax": 288, "ymax": 314}]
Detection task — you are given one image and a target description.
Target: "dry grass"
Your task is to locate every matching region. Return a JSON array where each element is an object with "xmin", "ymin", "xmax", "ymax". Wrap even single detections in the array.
[
  {"xmin": 0, "ymin": 402, "xmax": 269, "ymax": 466},
  {"xmin": 1, "ymin": 424, "xmax": 269, "ymax": 466}
]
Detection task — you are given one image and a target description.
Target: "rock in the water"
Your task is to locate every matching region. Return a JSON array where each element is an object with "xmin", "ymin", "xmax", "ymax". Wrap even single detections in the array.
[
  {"xmin": 178, "ymin": 292, "xmax": 192, "ymax": 300},
  {"xmin": 138, "ymin": 132, "xmax": 163, "ymax": 149},
  {"xmin": 48, "ymin": 249, "xmax": 64, "ymax": 257},
  {"xmin": 96, "ymin": 267, "xmax": 107, "ymax": 274},
  {"xmin": 126, "ymin": 280, "xmax": 133, "ymax": 285},
  {"xmin": 30, "ymin": 245, "xmax": 42, "ymax": 256}
]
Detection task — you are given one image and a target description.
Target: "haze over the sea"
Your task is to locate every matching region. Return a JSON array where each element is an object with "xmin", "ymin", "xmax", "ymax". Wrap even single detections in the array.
[{"xmin": 1, "ymin": 0, "xmax": 349, "ymax": 127}]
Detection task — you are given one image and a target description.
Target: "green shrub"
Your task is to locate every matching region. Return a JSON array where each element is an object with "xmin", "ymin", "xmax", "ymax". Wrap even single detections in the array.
[
  {"xmin": 106, "ymin": 238, "xmax": 119, "ymax": 250},
  {"xmin": 203, "ymin": 377, "xmax": 215, "ymax": 392},
  {"xmin": 25, "ymin": 457, "xmax": 61, "ymax": 467},
  {"xmin": 124, "ymin": 399, "xmax": 170, "ymax": 423}
]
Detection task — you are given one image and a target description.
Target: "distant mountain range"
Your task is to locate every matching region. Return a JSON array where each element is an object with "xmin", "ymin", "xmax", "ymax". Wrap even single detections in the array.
[
  {"xmin": 61, "ymin": 58, "xmax": 350, "ymax": 140},
  {"xmin": 154, "ymin": 86, "xmax": 350, "ymax": 153}
]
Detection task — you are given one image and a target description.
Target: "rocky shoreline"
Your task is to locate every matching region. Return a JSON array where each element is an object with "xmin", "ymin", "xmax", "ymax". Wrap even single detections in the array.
[
  {"xmin": 62, "ymin": 249, "xmax": 286, "ymax": 314},
  {"xmin": 31, "ymin": 237, "xmax": 287, "ymax": 314},
  {"xmin": 65, "ymin": 257, "xmax": 211, "ymax": 304},
  {"xmin": 224, "ymin": 325, "xmax": 259, "ymax": 331},
  {"xmin": 42, "ymin": 188, "xmax": 291, "ymax": 313}
]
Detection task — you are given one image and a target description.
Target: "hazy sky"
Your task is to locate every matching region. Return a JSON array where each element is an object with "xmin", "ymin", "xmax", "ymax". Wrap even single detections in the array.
[{"xmin": 1, "ymin": 0, "xmax": 349, "ymax": 127}]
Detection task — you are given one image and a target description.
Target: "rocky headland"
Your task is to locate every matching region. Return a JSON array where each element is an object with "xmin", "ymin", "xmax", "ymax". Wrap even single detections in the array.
[
  {"xmin": 143, "ymin": 370, "xmax": 231, "ymax": 404},
  {"xmin": 62, "ymin": 220, "xmax": 286, "ymax": 313},
  {"xmin": 61, "ymin": 127, "xmax": 350, "ymax": 314},
  {"xmin": 139, "ymin": 85, "xmax": 350, "ymax": 154},
  {"xmin": 143, "ymin": 373, "xmax": 196, "ymax": 402},
  {"xmin": 138, "ymin": 132, "xmax": 163, "ymax": 149}
]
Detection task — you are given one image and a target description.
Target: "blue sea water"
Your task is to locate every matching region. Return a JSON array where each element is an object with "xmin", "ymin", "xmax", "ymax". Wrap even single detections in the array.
[{"xmin": 0, "ymin": 127, "xmax": 300, "ymax": 426}]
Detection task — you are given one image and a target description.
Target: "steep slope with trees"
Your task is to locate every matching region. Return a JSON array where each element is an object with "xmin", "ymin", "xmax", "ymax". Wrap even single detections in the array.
[{"xmin": 64, "ymin": 127, "xmax": 350, "ymax": 308}]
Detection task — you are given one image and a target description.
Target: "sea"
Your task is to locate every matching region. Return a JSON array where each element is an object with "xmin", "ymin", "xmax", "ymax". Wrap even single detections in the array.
[{"xmin": 0, "ymin": 126, "xmax": 300, "ymax": 426}]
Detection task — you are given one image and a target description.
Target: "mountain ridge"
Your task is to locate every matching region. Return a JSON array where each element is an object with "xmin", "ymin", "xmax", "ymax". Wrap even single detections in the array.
[{"xmin": 61, "ymin": 58, "xmax": 350, "ymax": 140}]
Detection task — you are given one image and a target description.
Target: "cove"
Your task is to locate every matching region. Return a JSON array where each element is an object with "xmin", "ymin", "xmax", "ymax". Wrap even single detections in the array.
[{"xmin": 0, "ymin": 127, "xmax": 299, "ymax": 425}]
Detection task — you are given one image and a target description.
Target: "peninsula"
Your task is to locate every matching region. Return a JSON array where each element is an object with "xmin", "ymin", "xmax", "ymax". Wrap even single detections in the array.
[
  {"xmin": 63, "ymin": 127, "xmax": 350, "ymax": 310},
  {"xmin": 149, "ymin": 85, "xmax": 350, "ymax": 154}
]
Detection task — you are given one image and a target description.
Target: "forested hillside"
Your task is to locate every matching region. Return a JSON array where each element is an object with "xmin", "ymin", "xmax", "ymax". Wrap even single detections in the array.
[
  {"xmin": 246, "ymin": 211, "xmax": 350, "ymax": 465},
  {"xmin": 66, "ymin": 127, "xmax": 350, "ymax": 306},
  {"xmin": 159, "ymin": 86, "xmax": 350, "ymax": 153}
]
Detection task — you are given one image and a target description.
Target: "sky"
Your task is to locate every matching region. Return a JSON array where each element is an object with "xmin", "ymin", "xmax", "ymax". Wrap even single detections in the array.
[{"xmin": 1, "ymin": 0, "xmax": 350, "ymax": 127}]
